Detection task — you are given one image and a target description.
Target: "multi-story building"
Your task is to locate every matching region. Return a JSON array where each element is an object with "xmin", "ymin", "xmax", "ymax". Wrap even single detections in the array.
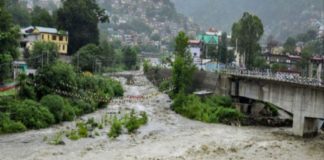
[{"xmin": 21, "ymin": 26, "xmax": 69, "ymax": 54}]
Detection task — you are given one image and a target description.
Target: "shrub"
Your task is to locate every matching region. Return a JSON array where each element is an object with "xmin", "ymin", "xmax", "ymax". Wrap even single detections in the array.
[
  {"xmin": 124, "ymin": 110, "xmax": 141, "ymax": 133},
  {"xmin": 9, "ymin": 100, "xmax": 55, "ymax": 129},
  {"xmin": 109, "ymin": 79, "xmax": 124, "ymax": 97},
  {"xmin": 139, "ymin": 112, "xmax": 148, "ymax": 125},
  {"xmin": 71, "ymin": 99, "xmax": 96, "ymax": 115},
  {"xmin": 159, "ymin": 79, "xmax": 172, "ymax": 92},
  {"xmin": 77, "ymin": 122, "xmax": 88, "ymax": 138},
  {"xmin": 40, "ymin": 95, "xmax": 65, "ymax": 123},
  {"xmin": 62, "ymin": 102, "xmax": 75, "ymax": 121},
  {"xmin": 143, "ymin": 60, "xmax": 150, "ymax": 73},
  {"xmin": 265, "ymin": 103, "xmax": 279, "ymax": 116},
  {"xmin": 172, "ymin": 94, "xmax": 243, "ymax": 124},
  {"xmin": 49, "ymin": 131, "xmax": 64, "ymax": 145},
  {"xmin": 67, "ymin": 130, "xmax": 80, "ymax": 141},
  {"xmin": 18, "ymin": 84, "xmax": 36, "ymax": 100},
  {"xmin": 214, "ymin": 107, "xmax": 243, "ymax": 124},
  {"xmin": 108, "ymin": 117, "xmax": 122, "ymax": 139},
  {"xmin": 0, "ymin": 113, "xmax": 26, "ymax": 134}
]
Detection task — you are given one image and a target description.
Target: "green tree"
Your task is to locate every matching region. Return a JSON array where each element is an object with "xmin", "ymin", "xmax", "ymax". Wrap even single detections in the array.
[
  {"xmin": 172, "ymin": 32, "xmax": 196, "ymax": 95},
  {"xmin": 122, "ymin": 46, "xmax": 138, "ymax": 70},
  {"xmin": 31, "ymin": 6, "xmax": 55, "ymax": 27},
  {"xmin": 35, "ymin": 61, "xmax": 77, "ymax": 99},
  {"xmin": 218, "ymin": 32, "xmax": 230, "ymax": 64},
  {"xmin": 175, "ymin": 32, "xmax": 189, "ymax": 57},
  {"xmin": 72, "ymin": 44, "xmax": 101, "ymax": 72},
  {"xmin": 40, "ymin": 95, "xmax": 65, "ymax": 123},
  {"xmin": 28, "ymin": 41, "xmax": 59, "ymax": 69},
  {"xmin": 0, "ymin": 0, "xmax": 20, "ymax": 82},
  {"xmin": 57, "ymin": 0, "xmax": 109, "ymax": 54},
  {"xmin": 283, "ymin": 37, "xmax": 296, "ymax": 54},
  {"xmin": 9, "ymin": 100, "xmax": 55, "ymax": 129},
  {"xmin": 18, "ymin": 74, "xmax": 36, "ymax": 100},
  {"xmin": 231, "ymin": 12, "xmax": 264, "ymax": 69}
]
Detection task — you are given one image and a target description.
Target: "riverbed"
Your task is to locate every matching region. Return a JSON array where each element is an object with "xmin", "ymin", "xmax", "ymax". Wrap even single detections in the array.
[{"xmin": 0, "ymin": 71, "xmax": 323, "ymax": 160}]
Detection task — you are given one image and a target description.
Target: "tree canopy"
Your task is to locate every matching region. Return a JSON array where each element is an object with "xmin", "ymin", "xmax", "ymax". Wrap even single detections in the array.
[
  {"xmin": 0, "ymin": 0, "xmax": 20, "ymax": 82},
  {"xmin": 57, "ymin": 0, "xmax": 109, "ymax": 54},
  {"xmin": 231, "ymin": 12, "xmax": 264, "ymax": 69}
]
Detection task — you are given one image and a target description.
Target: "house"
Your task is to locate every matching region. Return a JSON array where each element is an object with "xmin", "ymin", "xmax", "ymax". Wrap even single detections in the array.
[
  {"xmin": 20, "ymin": 26, "xmax": 69, "ymax": 54},
  {"xmin": 197, "ymin": 29, "xmax": 219, "ymax": 58}
]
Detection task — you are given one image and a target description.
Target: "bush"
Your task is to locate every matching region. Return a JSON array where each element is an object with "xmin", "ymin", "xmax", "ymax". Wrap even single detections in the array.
[
  {"xmin": 109, "ymin": 79, "xmax": 124, "ymax": 97},
  {"xmin": 0, "ymin": 113, "xmax": 26, "ymax": 134},
  {"xmin": 172, "ymin": 94, "xmax": 243, "ymax": 124},
  {"xmin": 139, "ymin": 112, "xmax": 148, "ymax": 125},
  {"xmin": 159, "ymin": 79, "xmax": 172, "ymax": 92},
  {"xmin": 49, "ymin": 131, "xmax": 64, "ymax": 145},
  {"xmin": 67, "ymin": 130, "xmax": 80, "ymax": 141},
  {"xmin": 40, "ymin": 95, "xmax": 65, "ymax": 123},
  {"xmin": 108, "ymin": 117, "xmax": 122, "ymax": 139},
  {"xmin": 124, "ymin": 110, "xmax": 141, "ymax": 133},
  {"xmin": 9, "ymin": 100, "xmax": 55, "ymax": 129},
  {"xmin": 143, "ymin": 60, "xmax": 150, "ymax": 73},
  {"xmin": 62, "ymin": 101, "xmax": 75, "ymax": 121},
  {"xmin": 70, "ymin": 99, "xmax": 96, "ymax": 116},
  {"xmin": 77, "ymin": 122, "xmax": 88, "ymax": 138},
  {"xmin": 213, "ymin": 107, "xmax": 243, "ymax": 124}
]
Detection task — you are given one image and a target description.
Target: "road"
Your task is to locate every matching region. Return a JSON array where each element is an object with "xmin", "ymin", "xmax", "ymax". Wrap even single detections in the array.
[{"xmin": 0, "ymin": 71, "xmax": 323, "ymax": 160}]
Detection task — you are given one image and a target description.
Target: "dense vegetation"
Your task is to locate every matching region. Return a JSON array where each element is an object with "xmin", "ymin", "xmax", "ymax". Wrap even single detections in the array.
[{"xmin": 0, "ymin": 61, "xmax": 124, "ymax": 134}]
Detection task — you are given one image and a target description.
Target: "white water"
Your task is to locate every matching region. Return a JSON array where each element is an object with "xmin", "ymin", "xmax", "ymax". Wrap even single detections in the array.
[{"xmin": 0, "ymin": 71, "xmax": 323, "ymax": 160}]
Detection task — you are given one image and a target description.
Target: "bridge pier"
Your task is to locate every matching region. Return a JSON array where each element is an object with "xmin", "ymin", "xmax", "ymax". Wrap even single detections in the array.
[{"xmin": 293, "ymin": 113, "xmax": 320, "ymax": 137}]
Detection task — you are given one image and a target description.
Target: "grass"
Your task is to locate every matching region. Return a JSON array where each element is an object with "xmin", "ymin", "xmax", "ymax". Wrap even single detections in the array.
[{"xmin": 0, "ymin": 89, "xmax": 16, "ymax": 97}]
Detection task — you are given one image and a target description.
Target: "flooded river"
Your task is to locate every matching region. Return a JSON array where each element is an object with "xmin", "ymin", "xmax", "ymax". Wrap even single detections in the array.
[{"xmin": 0, "ymin": 71, "xmax": 323, "ymax": 160}]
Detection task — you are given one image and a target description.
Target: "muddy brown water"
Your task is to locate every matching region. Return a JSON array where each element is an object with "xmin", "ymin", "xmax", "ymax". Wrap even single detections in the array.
[{"xmin": 0, "ymin": 71, "xmax": 323, "ymax": 160}]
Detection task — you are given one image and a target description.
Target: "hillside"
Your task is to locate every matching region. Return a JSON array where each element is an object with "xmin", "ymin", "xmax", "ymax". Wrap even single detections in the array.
[
  {"xmin": 97, "ymin": 0, "xmax": 200, "ymax": 52},
  {"xmin": 171, "ymin": 0, "xmax": 324, "ymax": 42}
]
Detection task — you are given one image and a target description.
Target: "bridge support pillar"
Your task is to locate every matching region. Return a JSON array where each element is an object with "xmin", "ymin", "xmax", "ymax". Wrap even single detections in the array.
[{"xmin": 293, "ymin": 113, "xmax": 319, "ymax": 137}]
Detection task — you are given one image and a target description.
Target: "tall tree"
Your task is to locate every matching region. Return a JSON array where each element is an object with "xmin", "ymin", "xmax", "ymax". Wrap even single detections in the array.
[
  {"xmin": 31, "ymin": 6, "xmax": 55, "ymax": 27},
  {"xmin": 231, "ymin": 12, "xmax": 264, "ymax": 69},
  {"xmin": 172, "ymin": 32, "xmax": 195, "ymax": 96},
  {"xmin": 0, "ymin": 0, "xmax": 20, "ymax": 82},
  {"xmin": 57, "ymin": 0, "xmax": 109, "ymax": 54},
  {"xmin": 174, "ymin": 31, "xmax": 189, "ymax": 57},
  {"xmin": 218, "ymin": 32, "xmax": 231, "ymax": 64}
]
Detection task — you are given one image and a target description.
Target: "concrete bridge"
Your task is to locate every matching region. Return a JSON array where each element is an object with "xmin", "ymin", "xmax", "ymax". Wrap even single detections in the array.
[{"xmin": 221, "ymin": 71, "xmax": 324, "ymax": 137}]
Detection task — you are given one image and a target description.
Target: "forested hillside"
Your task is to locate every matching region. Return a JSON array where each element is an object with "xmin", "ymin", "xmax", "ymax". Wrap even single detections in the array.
[{"xmin": 171, "ymin": 0, "xmax": 323, "ymax": 41}]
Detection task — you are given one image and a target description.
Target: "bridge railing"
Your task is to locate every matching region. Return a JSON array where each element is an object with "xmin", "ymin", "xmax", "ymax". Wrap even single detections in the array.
[{"xmin": 221, "ymin": 69, "xmax": 323, "ymax": 87}]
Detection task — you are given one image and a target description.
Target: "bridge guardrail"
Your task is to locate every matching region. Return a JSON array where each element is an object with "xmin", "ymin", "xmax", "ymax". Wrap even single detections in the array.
[{"xmin": 221, "ymin": 69, "xmax": 323, "ymax": 87}]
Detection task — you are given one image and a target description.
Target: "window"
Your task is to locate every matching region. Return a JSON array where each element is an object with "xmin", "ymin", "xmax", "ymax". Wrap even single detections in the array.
[
  {"xmin": 59, "ymin": 36, "xmax": 64, "ymax": 41},
  {"xmin": 42, "ymin": 35, "xmax": 44, "ymax": 39},
  {"xmin": 52, "ymin": 35, "xmax": 57, "ymax": 41},
  {"xmin": 63, "ymin": 45, "xmax": 65, "ymax": 51},
  {"xmin": 48, "ymin": 35, "xmax": 50, "ymax": 40}
]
